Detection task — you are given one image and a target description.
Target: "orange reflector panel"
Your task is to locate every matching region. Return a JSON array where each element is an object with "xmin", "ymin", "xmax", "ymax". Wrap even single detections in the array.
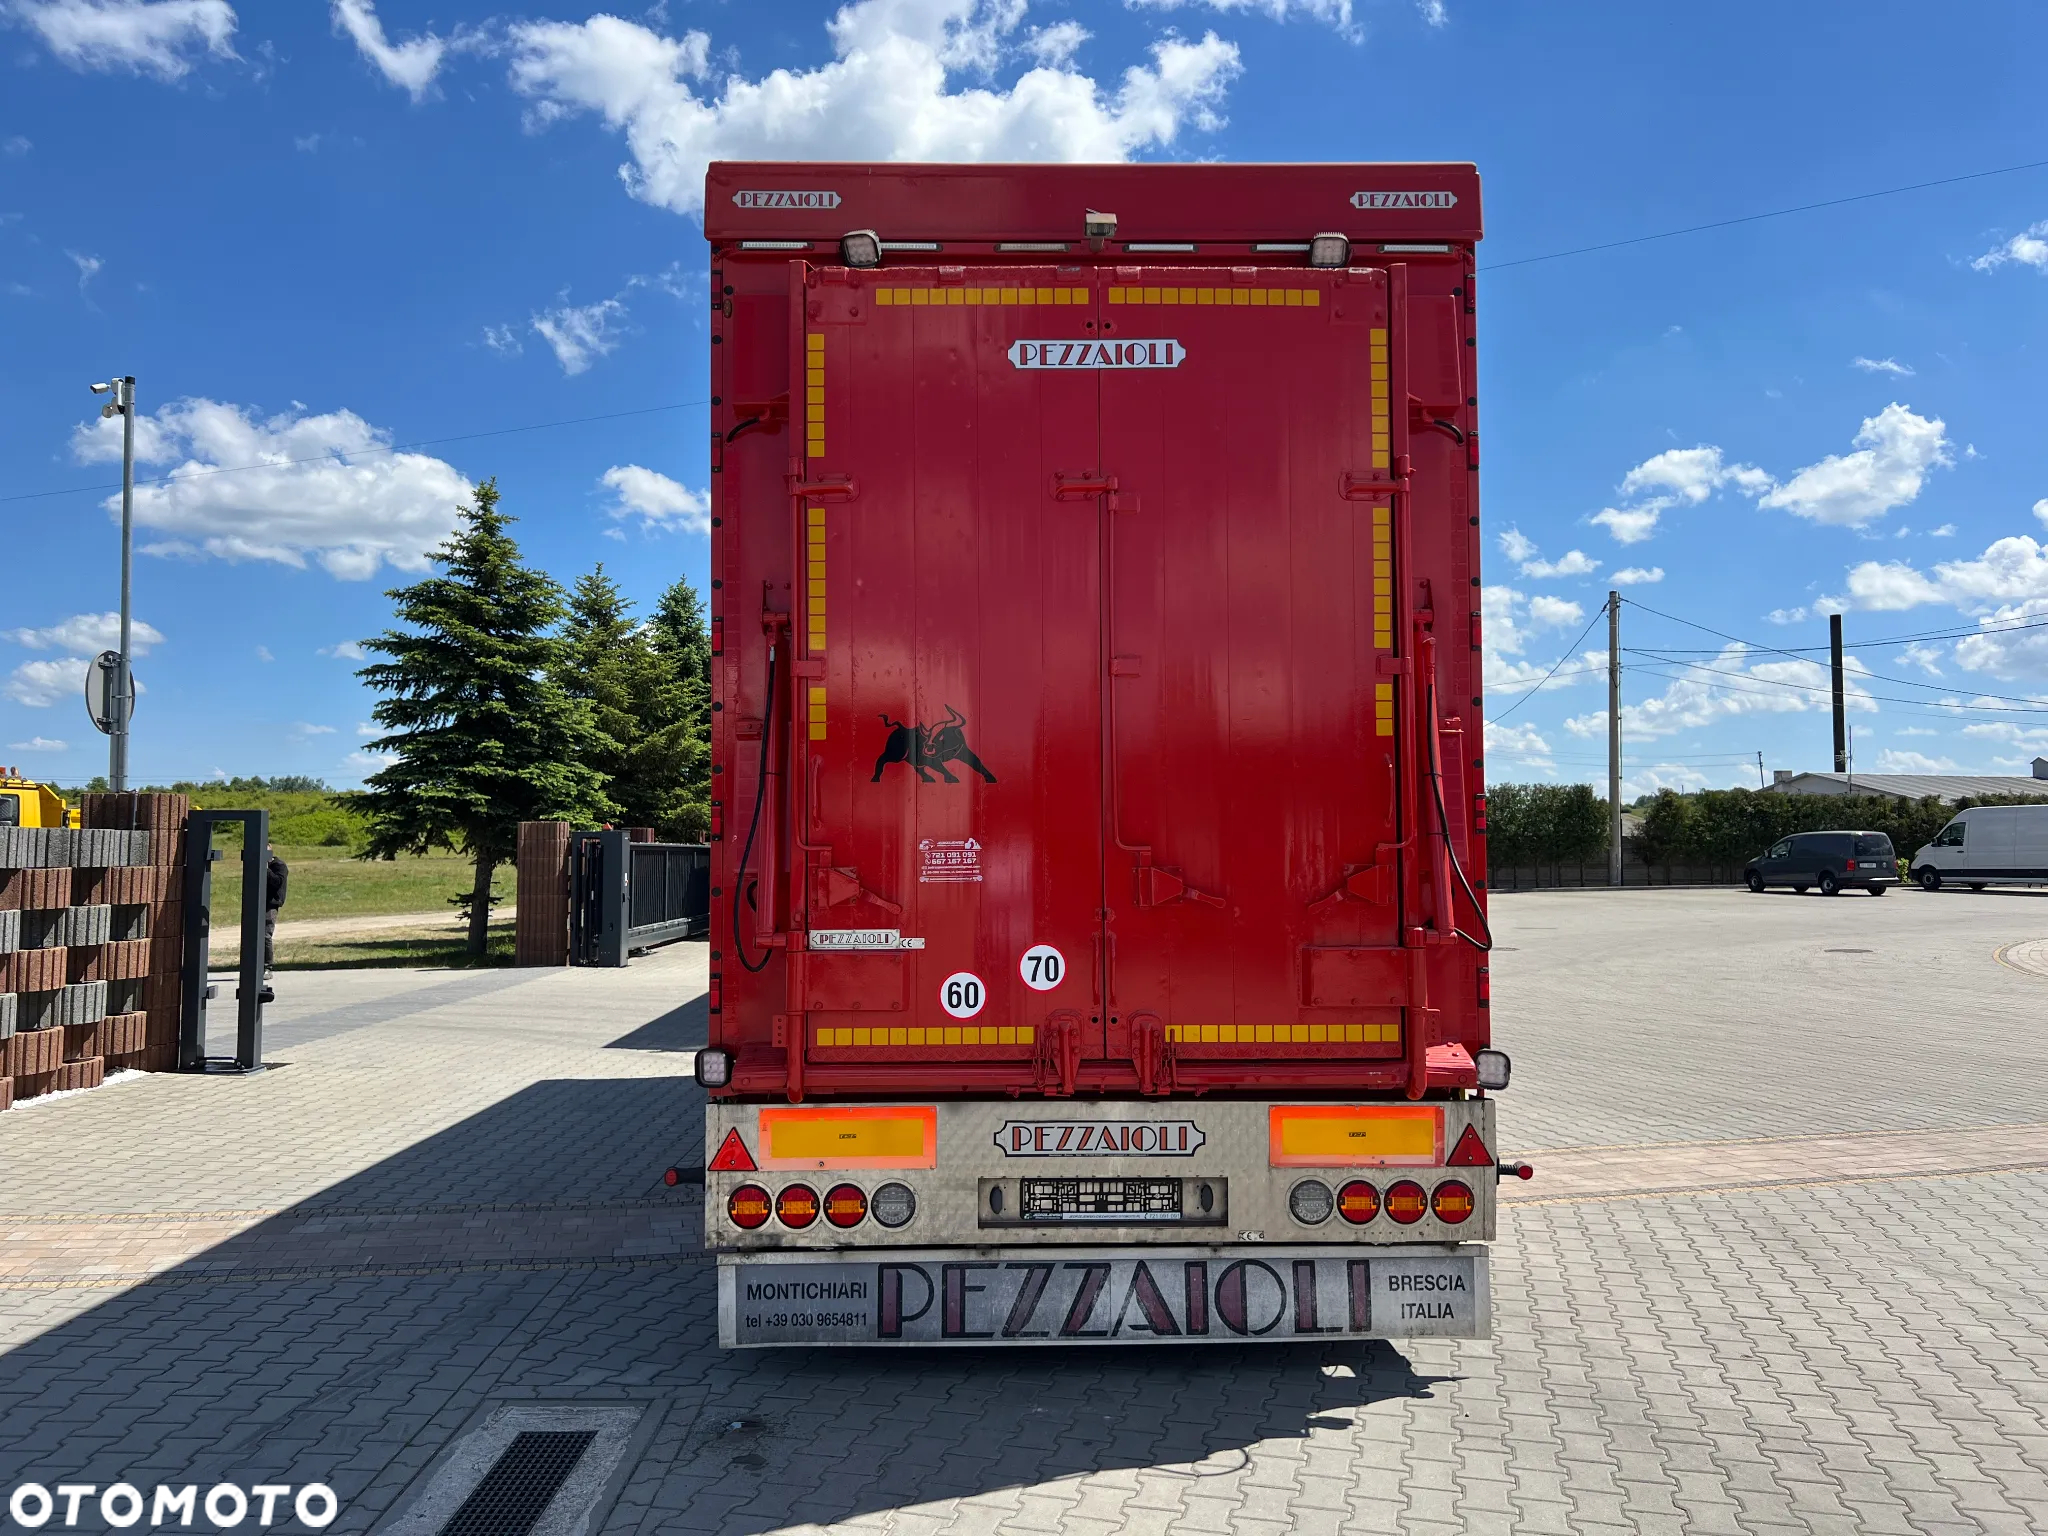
[
  {"xmin": 709, "ymin": 1128, "xmax": 759, "ymax": 1172},
  {"xmin": 1445, "ymin": 1123, "xmax": 1493, "ymax": 1168},
  {"xmin": 1268, "ymin": 1104, "xmax": 1442, "ymax": 1167},
  {"xmin": 1431, "ymin": 1179, "xmax": 1475, "ymax": 1223},
  {"xmin": 757, "ymin": 1106, "xmax": 938, "ymax": 1170},
  {"xmin": 1385, "ymin": 1179, "xmax": 1428, "ymax": 1224}
]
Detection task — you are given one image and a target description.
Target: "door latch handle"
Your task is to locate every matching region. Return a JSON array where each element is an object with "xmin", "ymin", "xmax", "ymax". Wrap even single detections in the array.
[{"xmin": 1054, "ymin": 472, "xmax": 1118, "ymax": 499}]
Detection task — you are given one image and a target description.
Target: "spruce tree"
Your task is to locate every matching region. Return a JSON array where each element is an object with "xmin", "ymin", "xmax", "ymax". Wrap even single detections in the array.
[
  {"xmin": 648, "ymin": 576, "xmax": 713, "ymax": 841},
  {"xmin": 355, "ymin": 479, "xmax": 610, "ymax": 956},
  {"xmin": 559, "ymin": 565, "xmax": 700, "ymax": 837}
]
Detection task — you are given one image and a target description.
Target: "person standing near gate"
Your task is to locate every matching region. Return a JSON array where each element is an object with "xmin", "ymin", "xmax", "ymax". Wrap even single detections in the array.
[{"xmin": 264, "ymin": 842, "xmax": 289, "ymax": 973}]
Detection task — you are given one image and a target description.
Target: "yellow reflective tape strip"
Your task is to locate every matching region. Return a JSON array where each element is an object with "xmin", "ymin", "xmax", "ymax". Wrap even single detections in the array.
[
  {"xmin": 1163, "ymin": 1024, "xmax": 1400, "ymax": 1044},
  {"xmin": 757, "ymin": 1106, "xmax": 937, "ymax": 1169},
  {"xmin": 817, "ymin": 1026, "xmax": 1035, "ymax": 1047}
]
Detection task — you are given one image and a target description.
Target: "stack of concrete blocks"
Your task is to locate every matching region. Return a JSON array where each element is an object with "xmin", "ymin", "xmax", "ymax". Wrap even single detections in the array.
[{"xmin": 0, "ymin": 792, "xmax": 188, "ymax": 1111}]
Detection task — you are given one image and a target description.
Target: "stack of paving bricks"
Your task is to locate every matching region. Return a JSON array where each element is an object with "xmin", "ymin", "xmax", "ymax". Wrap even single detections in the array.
[
  {"xmin": 514, "ymin": 819, "xmax": 571, "ymax": 966},
  {"xmin": 0, "ymin": 792, "xmax": 187, "ymax": 1111}
]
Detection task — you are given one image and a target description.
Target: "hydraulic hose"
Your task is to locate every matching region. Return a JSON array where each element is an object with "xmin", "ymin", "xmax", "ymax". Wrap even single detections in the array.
[
  {"xmin": 1426, "ymin": 676, "xmax": 1494, "ymax": 953},
  {"xmin": 732, "ymin": 644, "xmax": 777, "ymax": 974}
]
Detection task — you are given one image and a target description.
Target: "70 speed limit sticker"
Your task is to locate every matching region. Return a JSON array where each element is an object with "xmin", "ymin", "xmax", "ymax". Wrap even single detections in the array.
[{"xmin": 1020, "ymin": 944, "xmax": 1066, "ymax": 991}]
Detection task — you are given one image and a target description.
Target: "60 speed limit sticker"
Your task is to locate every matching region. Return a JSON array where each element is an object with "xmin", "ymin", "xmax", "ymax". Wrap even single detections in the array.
[
  {"xmin": 940, "ymin": 972, "xmax": 986, "ymax": 1019},
  {"xmin": 1020, "ymin": 944, "xmax": 1065, "ymax": 991}
]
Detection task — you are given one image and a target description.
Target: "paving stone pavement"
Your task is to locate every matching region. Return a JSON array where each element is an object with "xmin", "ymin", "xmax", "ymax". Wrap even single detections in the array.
[{"xmin": 1, "ymin": 891, "xmax": 2045, "ymax": 1534}]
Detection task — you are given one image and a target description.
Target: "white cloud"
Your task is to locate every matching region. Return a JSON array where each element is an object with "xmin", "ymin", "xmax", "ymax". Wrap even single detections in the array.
[
  {"xmin": 1758, "ymin": 403, "xmax": 1951, "ymax": 528},
  {"xmin": 254, "ymin": 644, "xmax": 274, "ymax": 662},
  {"xmin": 1416, "ymin": 0, "xmax": 1447, "ymax": 23},
  {"xmin": 5, "ymin": 658, "xmax": 88, "ymax": 707},
  {"xmin": 1766, "ymin": 606, "xmax": 1809, "ymax": 625},
  {"xmin": 330, "ymin": 0, "xmax": 455, "ymax": 101},
  {"xmin": 532, "ymin": 295, "xmax": 629, "ymax": 375},
  {"xmin": 1851, "ymin": 356, "xmax": 1914, "ymax": 377},
  {"xmin": 70, "ymin": 398, "xmax": 471, "ymax": 579},
  {"xmin": 1611, "ymin": 566, "xmax": 1663, "ymax": 586},
  {"xmin": 356, "ymin": 721, "xmax": 379, "ymax": 736},
  {"xmin": 1485, "ymin": 719, "xmax": 1550, "ymax": 760},
  {"xmin": 1566, "ymin": 643, "xmax": 1874, "ymax": 740},
  {"xmin": 2038, "ymin": 499, "xmax": 2048, "ymax": 528},
  {"xmin": 2, "ymin": 136, "xmax": 28, "ymax": 156},
  {"xmin": 4, "ymin": 0, "xmax": 236, "ymax": 79},
  {"xmin": 1127, "ymin": 0, "xmax": 1358, "ymax": 36},
  {"xmin": 291, "ymin": 722, "xmax": 337, "ymax": 739},
  {"xmin": 1481, "ymin": 583, "xmax": 1604, "ymax": 696},
  {"xmin": 1953, "ymin": 599, "xmax": 2048, "ymax": 682},
  {"xmin": 5, "ymin": 612, "xmax": 163, "ymax": 656},
  {"xmin": 1619, "ymin": 446, "xmax": 1771, "ymax": 507},
  {"xmin": 1527, "ymin": 595, "xmax": 1583, "ymax": 629},
  {"xmin": 1931, "ymin": 523, "xmax": 1956, "ymax": 537},
  {"xmin": 1835, "ymin": 535, "xmax": 2048, "ymax": 616},
  {"xmin": 1898, "ymin": 642, "xmax": 1944, "ymax": 676},
  {"xmin": 1496, "ymin": 527, "xmax": 1536, "ymax": 563},
  {"xmin": 1589, "ymin": 506, "xmax": 1663, "ymax": 545},
  {"xmin": 506, "ymin": 2, "xmax": 1242, "ymax": 220},
  {"xmin": 481, "ymin": 323, "xmax": 523, "ymax": 356},
  {"xmin": 1874, "ymin": 748, "xmax": 1958, "ymax": 774},
  {"xmin": 7, "ymin": 735, "xmax": 67, "ymax": 751},
  {"xmin": 1622, "ymin": 763, "xmax": 1717, "ymax": 799},
  {"xmin": 601, "ymin": 464, "xmax": 709, "ymax": 534},
  {"xmin": 1971, "ymin": 220, "xmax": 2048, "ymax": 275},
  {"xmin": 320, "ymin": 639, "xmax": 367, "ymax": 659},
  {"xmin": 1521, "ymin": 549, "xmax": 1599, "ymax": 579},
  {"xmin": 1023, "ymin": 19, "xmax": 1087, "ymax": 65},
  {"xmin": 67, "ymin": 250, "xmax": 102, "ymax": 292},
  {"xmin": 346, "ymin": 747, "xmax": 398, "ymax": 772}
]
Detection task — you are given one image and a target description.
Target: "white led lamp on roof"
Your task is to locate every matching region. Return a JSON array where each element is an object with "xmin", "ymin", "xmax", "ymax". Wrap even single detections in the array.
[
  {"xmin": 838, "ymin": 229, "xmax": 882, "ymax": 268},
  {"xmin": 1308, "ymin": 232, "xmax": 1352, "ymax": 268}
]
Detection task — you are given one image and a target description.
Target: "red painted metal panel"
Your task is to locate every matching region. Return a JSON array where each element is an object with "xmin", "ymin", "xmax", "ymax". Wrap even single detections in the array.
[{"xmin": 709, "ymin": 163, "xmax": 1490, "ymax": 1104}]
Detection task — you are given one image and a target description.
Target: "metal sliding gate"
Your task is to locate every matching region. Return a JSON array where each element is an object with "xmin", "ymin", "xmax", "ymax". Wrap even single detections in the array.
[{"xmin": 569, "ymin": 831, "xmax": 710, "ymax": 967}]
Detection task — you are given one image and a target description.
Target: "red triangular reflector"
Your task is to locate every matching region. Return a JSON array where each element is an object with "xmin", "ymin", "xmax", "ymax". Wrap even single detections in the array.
[
  {"xmin": 1446, "ymin": 1123, "xmax": 1493, "ymax": 1168},
  {"xmin": 708, "ymin": 1128, "xmax": 758, "ymax": 1172}
]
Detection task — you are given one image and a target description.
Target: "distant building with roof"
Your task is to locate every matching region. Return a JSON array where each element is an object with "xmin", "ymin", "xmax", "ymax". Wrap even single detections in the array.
[{"xmin": 1771, "ymin": 759, "xmax": 2048, "ymax": 802}]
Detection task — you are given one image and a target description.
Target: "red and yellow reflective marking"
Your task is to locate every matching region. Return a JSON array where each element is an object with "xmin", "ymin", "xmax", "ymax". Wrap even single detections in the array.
[
  {"xmin": 1370, "ymin": 326, "xmax": 1390, "ymax": 470},
  {"xmin": 1107, "ymin": 286, "xmax": 1321, "ymax": 307},
  {"xmin": 806, "ymin": 502, "xmax": 827, "ymax": 738},
  {"xmin": 1166, "ymin": 1023, "xmax": 1397, "ymax": 1045},
  {"xmin": 1268, "ymin": 1104, "xmax": 1443, "ymax": 1167},
  {"xmin": 1371, "ymin": 503, "xmax": 1392, "ymax": 658},
  {"xmin": 756, "ymin": 1105, "xmax": 938, "ymax": 1170},
  {"xmin": 875, "ymin": 286, "xmax": 1088, "ymax": 306},
  {"xmin": 814, "ymin": 1025, "xmax": 1034, "ymax": 1049},
  {"xmin": 805, "ymin": 331, "xmax": 826, "ymax": 460}
]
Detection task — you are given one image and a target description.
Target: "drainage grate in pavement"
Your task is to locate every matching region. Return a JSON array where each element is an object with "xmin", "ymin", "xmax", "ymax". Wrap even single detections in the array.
[
  {"xmin": 440, "ymin": 1431, "xmax": 596, "ymax": 1536},
  {"xmin": 380, "ymin": 1404, "xmax": 647, "ymax": 1536}
]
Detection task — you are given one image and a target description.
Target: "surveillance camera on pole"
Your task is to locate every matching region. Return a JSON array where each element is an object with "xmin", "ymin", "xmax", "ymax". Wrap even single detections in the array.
[{"xmin": 87, "ymin": 375, "xmax": 137, "ymax": 791}]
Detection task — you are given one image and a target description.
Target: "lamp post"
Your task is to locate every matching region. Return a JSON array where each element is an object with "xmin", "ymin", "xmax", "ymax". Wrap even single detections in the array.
[{"xmin": 88, "ymin": 375, "xmax": 136, "ymax": 791}]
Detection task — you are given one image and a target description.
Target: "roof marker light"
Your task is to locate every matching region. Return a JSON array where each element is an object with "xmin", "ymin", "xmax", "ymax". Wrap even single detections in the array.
[
  {"xmin": 1126, "ymin": 242, "xmax": 1196, "ymax": 253},
  {"xmin": 1253, "ymin": 242, "xmax": 1312, "ymax": 253},
  {"xmin": 1380, "ymin": 243, "xmax": 1452, "ymax": 254},
  {"xmin": 997, "ymin": 242, "xmax": 1069, "ymax": 253},
  {"xmin": 738, "ymin": 241, "xmax": 811, "ymax": 251},
  {"xmin": 880, "ymin": 241, "xmax": 940, "ymax": 252}
]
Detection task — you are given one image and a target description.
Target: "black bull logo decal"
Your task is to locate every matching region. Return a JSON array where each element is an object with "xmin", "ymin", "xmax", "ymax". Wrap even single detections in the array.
[{"xmin": 872, "ymin": 706, "xmax": 997, "ymax": 784}]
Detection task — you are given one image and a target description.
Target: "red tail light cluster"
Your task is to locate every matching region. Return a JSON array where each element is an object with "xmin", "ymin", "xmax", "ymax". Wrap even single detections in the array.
[
  {"xmin": 727, "ymin": 1184, "xmax": 771, "ymax": 1229},
  {"xmin": 727, "ymin": 1180, "xmax": 918, "ymax": 1231},
  {"xmin": 1338, "ymin": 1180, "xmax": 1380, "ymax": 1224},
  {"xmin": 1431, "ymin": 1180, "xmax": 1475, "ymax": 1224},
  {"xmin": 775, "ymin": 1184, "xmax": 820, "ymax": 1229},
  {"xmin": 823, "ymin": 1183, "xmax": 867, "ymax": 1228},
  {"xmin": 1336, "ymin": 1178, "xmax": 1474, "ymax": 1225},
  {"xmin": 1384, "ymin": 1180, "xmax": 1429, "ymax": 1225}
]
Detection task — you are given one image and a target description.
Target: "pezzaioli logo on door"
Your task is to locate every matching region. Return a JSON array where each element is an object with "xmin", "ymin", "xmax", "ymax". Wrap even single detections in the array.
[
  {"xmin": 996, "ymin": 1120, "xmax": 1207, "ymax": 1156},
  {"xmin": 1351, "ymin": 190, "xmax": 1458, "ymax": 210},
  {"xmin": 1009, "ymin": 339, "xmax": 1185, "ymax": 370},
  {"xmin": 733, "ymin": 189, "xmax": 841, "ymax": 209}
]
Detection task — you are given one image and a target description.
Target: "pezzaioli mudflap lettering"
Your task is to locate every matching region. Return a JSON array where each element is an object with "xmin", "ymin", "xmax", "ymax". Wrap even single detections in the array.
[
  {"xmin": 995, "ymin": 1120, "xmax": 1207, "ymax": 1156},
  {"xmin": 722, "ymin": 1249, "xmax": 1488, "ymax": 1346}
]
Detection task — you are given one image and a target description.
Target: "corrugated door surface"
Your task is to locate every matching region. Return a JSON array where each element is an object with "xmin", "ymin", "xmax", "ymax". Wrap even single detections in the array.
[
  {"xmin": 1096, "ymin": 266, "xmax": 1404, "ymax": 1069},
  {"xmin": 801, "ymin": 267, "xmax": 1103, "ymax": 1078}
]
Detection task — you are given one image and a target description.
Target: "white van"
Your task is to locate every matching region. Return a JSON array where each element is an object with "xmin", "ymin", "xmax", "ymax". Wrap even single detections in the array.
[{"xmin": 1908, "ymin": 804, "xmax": 2048, "ymax": 891}]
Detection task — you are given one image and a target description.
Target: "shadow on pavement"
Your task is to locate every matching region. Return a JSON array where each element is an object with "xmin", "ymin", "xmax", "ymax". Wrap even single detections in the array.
[
  {"xmin": 608, "ymin": 994, "xmax": 707, "ymax": 1054},
  {"xmin": 0, "ymin": 1065, "xmax": 1463, "ymax": 1532}
]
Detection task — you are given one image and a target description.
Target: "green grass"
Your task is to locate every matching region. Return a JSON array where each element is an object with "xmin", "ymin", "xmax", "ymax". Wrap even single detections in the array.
[
  {"xmin": 269, "ymin": 924, "xmax": 517, "ymax": 971},
  {"xmin": 204, "ymin": 844, "xmax": 513, "ymax": 923}
]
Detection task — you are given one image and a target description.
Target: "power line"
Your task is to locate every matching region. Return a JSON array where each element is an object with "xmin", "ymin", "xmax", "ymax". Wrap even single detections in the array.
[
  {"xmin": 0, "ymin": 399, "xmax": 711, "ymax": 507},
  {"xmin": 1492, "ymin": 600, "xmax": 1609, "ymax": 722},
  {"xmin": 1625, "ymin": 647, "xmax": 2048, "ymax": 709},
  {"xmin": 1637, "ymin": 613, "xmax": 2048, "ymax": 657},
  {"xmin": 1479, "ymin": 155, "xmax": 2048, "ymax": 273}
]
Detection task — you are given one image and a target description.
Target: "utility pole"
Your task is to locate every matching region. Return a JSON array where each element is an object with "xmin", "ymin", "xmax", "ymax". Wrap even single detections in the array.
[
  {"xmin": 1829, "ymin": 612, "xmax": 1847, "ymax": 775},
  {"xmin": 1608, "ymin": 591, "xmax": 1622, "ymax": 886},
  {"xmin": 89, "ymin": 375, "xmax": 137, "ymax": 791},
  {"xmin": 1757, "ymin": 750, "xmax": 1765, "ymax": 789}
]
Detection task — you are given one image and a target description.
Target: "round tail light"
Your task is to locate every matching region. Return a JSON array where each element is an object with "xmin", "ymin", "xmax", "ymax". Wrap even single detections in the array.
[
  {"xmin": 727, "ymin": 1183, "xmax": 771, "ymax": 1230},
  {"xmin": 823, "ymin": 1183, "xmax": 867, "ymax": 1228},
  {"xmin": 1288, "ymin": 1178, "xmax": 1334, "ymax": 1225},
  {"xmin": 1385, "ymin": 1179, "xmax": 1428, "ymax": 1224},
  {"xmin": 1337, "ymin": 1180, "xmax": 1380, "ymax": 1224},
  {"xmin": 775, "ymin": 1184, "xmax": 820, "ymax": 1228},
  {"xmin": 870, "ymin": 1181, "xmax": 917, "ymax": 1229},
  {"xmin": 1431, "ymin": 1179, "xmax": 1475, "ymax": 1224}
]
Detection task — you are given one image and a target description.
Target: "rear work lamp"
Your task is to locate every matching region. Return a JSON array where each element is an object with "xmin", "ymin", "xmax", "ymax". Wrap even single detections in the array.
[
  {"xmin": 694, "ymin": 1048, "xmax": 732, "ymax": 1089},
  {"xmin": 839, "ymin": 230, "xmax": 882, "ymax": 268},
  {"xmin": 1308, "ymin": 233, "xmax": 1352, "ymax": 268},
  {"xmin": 1474, "ymin": 1049, "xmax": 1511, "ymax": 1091}
]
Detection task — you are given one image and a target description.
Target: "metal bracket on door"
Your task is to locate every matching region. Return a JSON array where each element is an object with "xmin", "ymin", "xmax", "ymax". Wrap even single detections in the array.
[
  {"xmin": 1036, "ymin": 1010, "xmax": 1083, "ymax": 1097},
  {"xmin": 1133, "ymin": 855, "xmax": 1224, "ymax": 909},
  {"xmin": 1130, "ymin": 1011, "xmax": 1176, "ymax": 1096},
  {"xmin": 1054, "ymin": 472, "xmax": 1117, "ymax": 499}
]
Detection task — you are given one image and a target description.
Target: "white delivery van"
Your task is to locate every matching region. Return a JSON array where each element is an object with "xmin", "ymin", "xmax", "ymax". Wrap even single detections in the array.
[{"xmin": 1908, "ymin": 805, "xmax": 2048, "ymax": 891}]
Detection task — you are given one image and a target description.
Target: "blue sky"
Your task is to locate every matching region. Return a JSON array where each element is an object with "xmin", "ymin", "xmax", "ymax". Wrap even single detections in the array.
[{"xmin": 3, "ymin": 0, "xmax": 2046, "ymax": 794}]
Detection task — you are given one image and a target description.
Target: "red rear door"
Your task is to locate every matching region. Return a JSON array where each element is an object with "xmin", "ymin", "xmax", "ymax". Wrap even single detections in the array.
[
  {"xmin": 1095, "ymin": 267, "xmax": 1406, "ymax": 1082},
  {"xmin": 799, "ymin": 266, "xmax": 1104, "ymax": 1087}
]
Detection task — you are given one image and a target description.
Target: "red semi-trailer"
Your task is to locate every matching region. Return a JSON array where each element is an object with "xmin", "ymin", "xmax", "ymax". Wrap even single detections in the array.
[{"xmin": 696, "ymin": 161, "xmax": 1518, "ymax": 1348}]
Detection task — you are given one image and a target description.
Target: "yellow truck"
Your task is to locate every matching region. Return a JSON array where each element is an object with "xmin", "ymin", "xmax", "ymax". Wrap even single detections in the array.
[{"xmin": 0, "ymin": 773, "xmax": 80, "ymax": 829}]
